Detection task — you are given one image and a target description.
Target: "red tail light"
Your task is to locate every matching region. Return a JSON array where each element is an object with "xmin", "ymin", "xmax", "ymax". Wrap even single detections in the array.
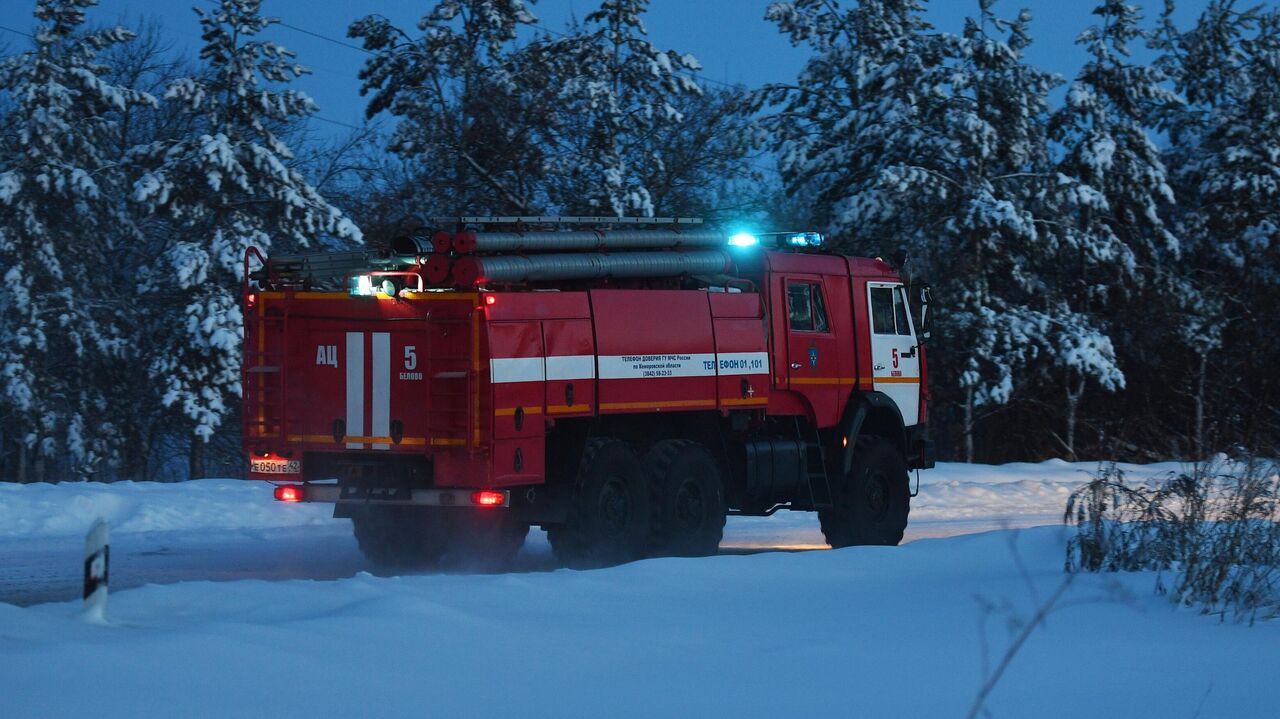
[
  {"xmin": 274, "ymin": 485, "xmax": 304, "ymax": 503},
  {"xmin": 471, "ymin": 490, "xmax": 506, "ymax": 507}
]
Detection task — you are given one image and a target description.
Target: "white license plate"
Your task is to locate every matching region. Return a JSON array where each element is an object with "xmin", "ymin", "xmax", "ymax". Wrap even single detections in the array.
[{"xmin": 251, "ymin": 458, "xmax": 302, "ymax": 475}]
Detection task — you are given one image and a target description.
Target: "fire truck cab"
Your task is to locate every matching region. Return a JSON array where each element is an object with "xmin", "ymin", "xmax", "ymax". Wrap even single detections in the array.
[{"xmin": 244, "ymin": 217, "xmax": 933, "ymax": 568}]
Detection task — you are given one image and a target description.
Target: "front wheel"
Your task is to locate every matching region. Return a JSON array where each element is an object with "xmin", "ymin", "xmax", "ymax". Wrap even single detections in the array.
[{"xmin": 819, "ymin": 436, "xmax": 910, "ymax": 547}]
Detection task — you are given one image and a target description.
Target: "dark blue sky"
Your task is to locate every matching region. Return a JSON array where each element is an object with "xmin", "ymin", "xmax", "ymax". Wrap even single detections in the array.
[{"xmin": 0, "ymin": 0, "xmax": 1244, "ymax": 133}]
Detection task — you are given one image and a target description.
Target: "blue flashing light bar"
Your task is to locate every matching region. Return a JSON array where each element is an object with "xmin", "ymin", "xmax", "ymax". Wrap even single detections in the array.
[
  {"xmin": 785, "ymin": 232, "xmax": 824, "ymax": 247},
  {"xmin": 728, "ymin": 232, "xmax": 760, "ymax": 247}
]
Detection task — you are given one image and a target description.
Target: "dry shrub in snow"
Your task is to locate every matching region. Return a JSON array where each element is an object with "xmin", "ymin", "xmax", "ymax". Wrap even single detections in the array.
[{"xmin": 1064, "ymin": 458, "xmax": 1280, "ymax": 622}]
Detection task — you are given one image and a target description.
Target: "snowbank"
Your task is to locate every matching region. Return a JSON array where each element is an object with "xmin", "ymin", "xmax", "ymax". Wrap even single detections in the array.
[
  {"xmin": 2, "ymin": 527, "xmax": 1274, "ymax": 717},
  {"xmin": 0, "ymin": 459, "xmax": 1196, "ymax": 541},
  {"xmin": 0, "ymin": 479, "xmax": 332, "ymax": 540}
]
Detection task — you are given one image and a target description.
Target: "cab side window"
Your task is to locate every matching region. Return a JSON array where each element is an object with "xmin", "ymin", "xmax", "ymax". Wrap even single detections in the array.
[
  {"xmin": 893, "ymin": 287, "xmax": 912, "ymax": 336},
  {"xmin": 788, "ymin": 282, "xmax": 830, "ymax": 333},
  {"xmin": 870, "ymin": 287, "xmax": 896, "ymax": 335}
]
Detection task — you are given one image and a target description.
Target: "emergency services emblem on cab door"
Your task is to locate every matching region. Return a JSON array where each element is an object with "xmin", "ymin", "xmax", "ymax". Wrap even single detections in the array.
[{"xmin": 808, "ymin": 346, "xmax": 819, "ymax": 369}]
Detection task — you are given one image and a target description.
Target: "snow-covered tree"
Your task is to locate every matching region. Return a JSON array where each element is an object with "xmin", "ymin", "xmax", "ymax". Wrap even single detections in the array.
[
  {"xmin": 1151, "ymin": 1, "xmax": 1280, "ymax": 457},
  {"xmin": 750, "ymin": 0, "xmax": 947, "ymax": 239},
  {"xmin": 1051, "ymin": 0, "xmax": 1181, "ymax": 286},
  {"xmin": 1157, "ymin": 1, "xmax": 1280, "ymax": 286},
  {"xmin": 349, "ymin": 0, "xmax": 548, "ymax": 214},
  {"xmin": 1041, "ymin": 0, "xmax": 1181, "ymax": 457},
  {"xmin": 533, "ymin": 0, "xmax": 702, "ymax": 216},
  {"xmin": 0, "ymin": 0, "xmax": 153, "ymax": 481},
  {"xmin": 635, "ymin": 86, "xmax": 759, "ymax": 221},
  {"xmin": 131, "ymin": 0, "xmax": 360, "ymax": 477},
  {"xmin": 916, "ymin": 2, "xmax": 1124, "ymax": 460}
]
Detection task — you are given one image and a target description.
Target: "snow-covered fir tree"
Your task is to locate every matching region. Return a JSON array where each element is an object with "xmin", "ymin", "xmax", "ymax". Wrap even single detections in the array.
[
  {"xmin": 1157, "ymin": 1, "xmax": 1280, "ymax": 287},
  {"xmin": 0, "ymin": 0, "xmax": 153, "ymax": 481},
  {"xmin": 939, "ymin": 1, "xmax": 1126, "ymax": 461},
  {"xmin": 1042, "ymin": 0, "xmax": 1182, "ymax": 457},
  {"xmin": 1151, "ymin": 1, "xmax": 1280, "ymax": 456},
  {"xmin": 131, "ymin": 0, "xmax": 360, "ymax": 477},
  {"xmin": 349, "ymin": 0, "xmax": 548, "ymax": 214},
  {"xmin": 534, "ymin": 0, "xmax": 702, "ymax": 216},
  {"xmin": 1051, "ymin": 0, "xmax": 1181, "ymax": 284},
  {"xmin": 750, "ymin": 0, "xmax": 947, "ymax": 239}
]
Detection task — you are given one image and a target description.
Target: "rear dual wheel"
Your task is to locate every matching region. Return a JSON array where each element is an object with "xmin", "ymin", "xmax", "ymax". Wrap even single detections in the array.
[
  {"xmin": 351, "ymin": 506, "xmax": 450, "ymax": 569},
  {"xmin": 643, "ymin": 440, "xmax": 726, "ymax": 558},
  {"xmin": 447, "ymin": 512, "xmax": 529, "ymax": 570},
  {"xmin": 352, "ymin": 506, "xmax": 528, "ymax": 570},
  {"xmin": 548, "ymin": 438, "xmax": 653, "ymax": 568}
]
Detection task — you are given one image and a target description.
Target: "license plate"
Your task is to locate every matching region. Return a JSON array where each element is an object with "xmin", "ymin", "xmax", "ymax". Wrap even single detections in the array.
[{"xmin": 251, "ymin": 458, "xmax": 302, "ymax": 475}]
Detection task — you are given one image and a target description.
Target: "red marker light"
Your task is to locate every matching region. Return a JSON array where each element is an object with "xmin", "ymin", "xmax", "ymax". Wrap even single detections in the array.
[
  {"xmin": 274, "ymin": 485, "xmax": 304, "ymax": 503},
  {"xmin": 471, "ymin": 490, "xmax": 505, "ymax": 507},
  {"xmin": 484, "ymin": 295, "xmax": 497, "ymax": 306},
  {"xmin": 246, "ymin": 293, "xmax": 257, "ymax": 307}
]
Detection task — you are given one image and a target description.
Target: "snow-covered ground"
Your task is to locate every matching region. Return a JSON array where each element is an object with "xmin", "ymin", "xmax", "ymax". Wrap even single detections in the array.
[
  {"xmin": 0, "ymin": 459, "xmax": 1191, "ymax": 606},
  {"xmin": 0, "ymin": 459, "xmax": 1185, "ymax": 604},
  {"xmin": 4, "ymin": 460, "xmax": 1275, "ymax": 717}
]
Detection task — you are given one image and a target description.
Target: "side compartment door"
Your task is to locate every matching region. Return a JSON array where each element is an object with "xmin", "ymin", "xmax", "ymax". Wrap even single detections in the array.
[
  {"xmin": 542, "ymin": 319, "xmax": 596, "ymax": 418},
  {"xmin": 783, "ymin": 276, "xmax": 840, "ymax": 424},
  {"xmin": 867, "ymin": 282, "xmax": 921, "ymax": 426},
  {"xmin": 486, "ymin": 321, "xmax": 546, "ymax": 485}
]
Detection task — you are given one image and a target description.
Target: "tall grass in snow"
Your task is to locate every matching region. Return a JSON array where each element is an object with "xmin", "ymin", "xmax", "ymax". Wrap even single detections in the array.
[{"xmin": 1064, "ymin": 458, "xmax": 1280, "ymax": 623}]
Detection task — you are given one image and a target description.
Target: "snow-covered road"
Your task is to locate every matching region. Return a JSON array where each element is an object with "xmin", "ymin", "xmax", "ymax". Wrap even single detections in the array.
[{"xmin": 0, "ymin": 460, "xmax": 1181, "ymax": 606}]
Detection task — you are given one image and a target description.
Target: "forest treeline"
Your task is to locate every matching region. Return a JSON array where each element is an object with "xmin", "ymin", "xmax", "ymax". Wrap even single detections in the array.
[{"xmin": 0, "ymin": 0, "xmax": 1276, "ymax": 481}]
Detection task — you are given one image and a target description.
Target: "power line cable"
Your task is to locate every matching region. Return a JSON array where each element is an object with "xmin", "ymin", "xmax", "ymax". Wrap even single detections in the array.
[
  {"xmin": 194, "ymin": 0, "xmax": 740, "ymax": 90},
  {"xmin": 0, "ymin": 23, "xmax": 34, "ymax": 39},
  {"xmin": 278, "ymin": 20, "xmax": 373, "ymax": 55}
]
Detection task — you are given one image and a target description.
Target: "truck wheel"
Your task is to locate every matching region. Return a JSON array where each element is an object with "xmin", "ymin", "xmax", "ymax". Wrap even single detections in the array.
[
  {"xmin": 446, "ymin": 511, "xmax": 529, "ymax": 570},
  {"xmin": 644, "ymin": 440, "xmax": 726, "ymax": 557},
  {"xmin": 819, "ymin": 435, "xmax": 910, "ymax": 547},
  {"xmin": 351, "ymin": 506, "xmax": 450, "ymax": 568},
  {"xmin": 548, "ymin": 438, "xmax": 651, "ymax": 568}
]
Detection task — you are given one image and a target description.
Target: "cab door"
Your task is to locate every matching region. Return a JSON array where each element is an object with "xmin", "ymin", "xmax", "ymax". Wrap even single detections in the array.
[
  {"xmin": 867, "ymin": 282, "xmax": 920, "ymax": 426},
  {"xmin": 783, "ymin": 276, "xmax": 839, "ymax": 424}
]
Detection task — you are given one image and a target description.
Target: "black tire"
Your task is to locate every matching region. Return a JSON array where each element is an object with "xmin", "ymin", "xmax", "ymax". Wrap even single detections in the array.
[
  {"xmin": 351, "ymin": 506, "xmax": 450, "ymax": 568},
  {"xmin": 547, "ymin": 438, "xmax": 651, "ymax": 568},
  {"xmin": 819, "ymin": 435, "xmax": 910, "ymax": 547},
  {"xmin": 446, "ymin": 510, "xmax": 529, "ymax": 570},
  {"xmin": 643, "ymin": 440, "xmax": 726, "ymax": 557}
]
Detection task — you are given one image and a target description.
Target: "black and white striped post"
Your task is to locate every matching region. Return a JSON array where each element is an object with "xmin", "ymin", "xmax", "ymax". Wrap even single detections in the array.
[{"xmin": 83, "ymin": 519, "xmax": 109, "ymax": 622}]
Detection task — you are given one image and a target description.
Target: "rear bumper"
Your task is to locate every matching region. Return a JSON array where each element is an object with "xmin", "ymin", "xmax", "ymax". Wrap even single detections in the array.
[{"xmin": 281, "ymin": 484, "xmax": 510, "ymax": 508}]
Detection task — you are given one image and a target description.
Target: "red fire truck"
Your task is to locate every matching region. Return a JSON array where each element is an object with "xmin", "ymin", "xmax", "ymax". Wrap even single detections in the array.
[{"xmin": 243, "ymin": 217, "xmax": 934, "ymax": 568}]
